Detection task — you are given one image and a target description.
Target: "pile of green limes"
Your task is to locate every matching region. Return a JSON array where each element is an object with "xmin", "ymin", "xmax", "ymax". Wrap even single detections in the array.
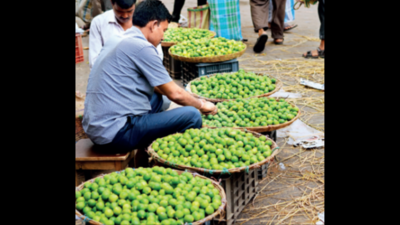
[
  {"xmin": 76, "ymin": 167, "xmax": 223, "ymax": 225},
  {"xmin": 190, "ymin": 69, "xmax": 277, "ymax": 99},
  {"xmin": 169, "ymin": 37, "xmax": 246, "ymax": 58},
  {"xmin": 202, "ymin": 98, "xmax": 299, "ymax": 128},
  {"xmin": 163, "ymin": 28, "xmax": 214, "ymax": 43},
  {"xmin": 152, "ymin": 128, "xmax": 274, "ymax": 170}
]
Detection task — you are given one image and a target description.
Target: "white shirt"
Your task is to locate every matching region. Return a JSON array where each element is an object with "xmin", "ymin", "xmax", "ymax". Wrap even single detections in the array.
[{"xmin": 89, "ymin": 10, "xmax": 163, "ymax": 69}]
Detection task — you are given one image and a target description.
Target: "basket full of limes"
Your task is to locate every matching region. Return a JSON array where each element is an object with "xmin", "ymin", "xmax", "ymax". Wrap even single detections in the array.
[
  {"xmin": 201, "ymin": 97, "xmax": 301, "ymax": 133},
  {"xmin": 162, "ymin": 28, "xmax": 216, "ymax": 47},
  {"xmin": 76, "ymin": 167, "xmax": 227, "ymax": 225},
  {"xmin": 169, "ymin": 37, "xmax": 247, "ymax": 63},
  {"xmin": 147, "ymin": 127, "xmax": 280, "ymax": 176},
  {"xmin": 186, "ymin": 70, "xmax": 283, "ymax": 103}
]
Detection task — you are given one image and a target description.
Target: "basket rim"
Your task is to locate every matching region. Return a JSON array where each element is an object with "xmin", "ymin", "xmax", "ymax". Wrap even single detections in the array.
[
  {"xmin": 186, "ymin": 72, "xmax": 283, "ymax": 102},
  {"xmin": 202, "ymin": 98, "xmax": 301, "ymax": 132},
  {"xmin": 75, "ymin": 168, "xmax": 227, "ymax": 225},
  {"xmin": 168, "ymin": 44, "xmax": 247, "ymax": 63},
  {"xmin": 161, "ymin": 29, "xmax": 216, "ymax": 47},
  {"xmin": 147, "ymin": 128, "xmax": 280, "ymax": 176}
]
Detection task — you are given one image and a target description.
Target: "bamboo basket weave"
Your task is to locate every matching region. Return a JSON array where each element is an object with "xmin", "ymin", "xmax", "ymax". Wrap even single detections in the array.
[
  {"xmin": 161, "ymin": 30, "xmax": 216, "ymax": 47},
  {"xmin": 202, "ymin": 98, "xmax": 301, "ymax": 133},
  {"xmin": 75, "ymin": 168, "xmax": 227, "ymax": 225},
  {"xmin": 169, "ymin": 45, "xmax": 247, "ymax": 63},
  {"xmin": 147, "ymin": 128, "xmax": 280, "ymax": 176},
  {"xmin": 186, "ymin": 72, "xmax": 283, "ymax": 103},
  {"xmin": 75, "ymin": 93, "xmax": 88, "ymax": 142}
]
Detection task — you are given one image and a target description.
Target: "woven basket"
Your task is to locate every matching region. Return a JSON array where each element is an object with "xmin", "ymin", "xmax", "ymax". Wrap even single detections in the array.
[
  {"xmin": 202, "ymin": 98, "xmax": 301, "ymax": 133},
  {"xmin": 76, "ymin": 93, "xmax": 88, "ymax": 142},
  {"xmin": 75, "ymin": 169, "xmax": 227, "ymax": 225},
  {"xmin": 161, "ymin": 30, "xmax": 216, "ymax": 47},
  {"xmin": 75, "ymin": 117, "xmax": 88, "ymax": 142},
  {"xmin": 147, "ymin": 128, "xmax": 280, "ymax": 176},
  {"xmin": 169, "ymin": 45, "xmax": 247, "ymax": 63},
  {"xmin": 186, "ymin": 72, "xmax": 283, "ymax": 103}
]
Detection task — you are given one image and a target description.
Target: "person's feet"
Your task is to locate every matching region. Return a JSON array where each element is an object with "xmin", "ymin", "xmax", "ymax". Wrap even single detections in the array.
[
  {"xmin": 254, "ymin": 29, "xmax": 269, "ymax": 53},
  {"xmin": 274, "ymin": 38, "xmax": 284, "ymax": 45},
  {"xmin": 284, "ymin": 24, "xmax": 298, "ymax": 32},
  {"xmin": 302, "ymin": 49, "xmax": 319, "ymax": 57}
]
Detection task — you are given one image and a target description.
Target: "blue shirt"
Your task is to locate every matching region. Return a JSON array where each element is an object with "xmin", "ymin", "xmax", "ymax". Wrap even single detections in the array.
[{"xmin": 82, "ymin": 26, "xmax": 172, "ymax": 144}]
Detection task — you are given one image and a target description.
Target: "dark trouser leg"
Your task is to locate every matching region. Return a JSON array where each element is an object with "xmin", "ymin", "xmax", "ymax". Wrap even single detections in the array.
[
  {"xmin": 270, "ymin": 0, "xmax": 286, "ymax": 39},
  {"xmin": 318, "ymin": 0, "xmax": 325, "ymax": 40},
  {"xmin": 96, "ymin": 106, "xmax": 202, "ymax": 152},
  {"xmin": 250, "ymin": 0, "xmax": 270, "ymax": 33},
  {"xmin": 172, "ymin": 0, "xmax": 186, "ymax": 22}
]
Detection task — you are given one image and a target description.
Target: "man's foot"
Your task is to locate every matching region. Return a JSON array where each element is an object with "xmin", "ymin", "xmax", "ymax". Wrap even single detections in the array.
[
  {"xmin": 274, "ymin": 38, "xmax": 284, "ymax": 45},
  {"xmin": 302, "ymin": 47, "xmax": 324, "ymax": 58},
  {"xmin": 254, "ymin": 32, "xmax": 268, "ymax": 53},
  {"xmin": 284, "ymin": 24, "xmax": 298, "ymax": 32}
]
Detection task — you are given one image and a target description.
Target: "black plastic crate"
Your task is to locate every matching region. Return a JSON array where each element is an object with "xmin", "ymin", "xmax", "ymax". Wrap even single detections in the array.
[
  {"xmin": 210, "ymin": 170, "xmax": 258, "ymax": 225},
  {"xmin": 257, "ymin": 162, "xmax": 270, "ymax": 180},
  {"xmin": 162, "ymin": 46, "xmax": 182, "ymax": 79},
  {"xmin": 181, "ymin": 59, "xmax": 239, "ymax": 87}
]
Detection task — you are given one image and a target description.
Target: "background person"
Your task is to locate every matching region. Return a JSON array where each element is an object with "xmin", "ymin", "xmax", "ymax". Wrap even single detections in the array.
[
  {"xmin": 89, "ymin": 0, "xmax": 164, "ymax": 69},
  {"xmin": 251, "ymin": 0, "xmax": 287, "ymax": 53}
]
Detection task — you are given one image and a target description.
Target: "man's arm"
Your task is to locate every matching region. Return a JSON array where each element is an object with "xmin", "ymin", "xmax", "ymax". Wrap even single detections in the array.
[
  {"xmin": 157, "ymin": 81, "xmax": 217, "ymax": 115},
  {"xmin": 89, "ymin": 18, "xmax": 103, "ymax": 69}
]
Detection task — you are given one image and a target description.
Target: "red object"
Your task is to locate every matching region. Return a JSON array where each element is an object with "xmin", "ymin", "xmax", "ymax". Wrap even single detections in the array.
[{"xmin": 75, "ymin": 33, "xmax": 84, "ymax": 64}]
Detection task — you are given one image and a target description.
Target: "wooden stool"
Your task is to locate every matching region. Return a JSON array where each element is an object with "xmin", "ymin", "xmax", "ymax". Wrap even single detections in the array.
[{"xmin": 75, "ymin": 139, "xmax": 136, "ymax": 186}]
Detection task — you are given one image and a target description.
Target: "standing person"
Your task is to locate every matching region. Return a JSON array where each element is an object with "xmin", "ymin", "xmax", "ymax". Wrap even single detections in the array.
[
  {"xmin": 89, "ymin": 0, "xmax": 163, "ymax": 69},
  {"xmin": 170, "ymin": 0, "xmax": 207, "ymax": 23},
  {"xmin": 251, "ymin": 0, "xmax": 287, "ymax": 53},
  {"xmin": 82, "ymin": 0, "xmax": 217, "ymax": 167},
  {"xmin": 302, "ymin": 0, "xmax": 324, "ymax": 58},
  {"xmin": 268, "ymin": 0, "xmax": 298, "ymax": 31}
]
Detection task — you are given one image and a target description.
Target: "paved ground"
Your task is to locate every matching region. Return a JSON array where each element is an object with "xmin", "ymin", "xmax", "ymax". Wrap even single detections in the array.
[{"xmin": 76, "ymin": 1, "xmax": 324, "ymax": 224}]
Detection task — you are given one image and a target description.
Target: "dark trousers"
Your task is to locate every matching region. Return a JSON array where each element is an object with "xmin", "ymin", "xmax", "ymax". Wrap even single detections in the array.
[
  {"xmin": 93, "ymin": 92, "xmax": 202, "ymax": 156},
  {"xmin": 318, "ymin": 0, "xmax": 325, "ymax": 40},
  {"xmin": 250, "ymin": 0, "xmax": 287, "ymax": 39},
  {"xmin": 171, "ymin": 0, "xmax": 208, "ymax": 22}
]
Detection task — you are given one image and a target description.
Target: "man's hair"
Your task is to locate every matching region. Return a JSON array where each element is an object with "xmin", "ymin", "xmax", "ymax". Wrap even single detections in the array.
[
  {"xmin": 111, "ymin": 0, "xmax": 136, "ymax": 9},
  {"xmin": 132, "ymin": 0, "xmax": 172, "ymax": 27}
]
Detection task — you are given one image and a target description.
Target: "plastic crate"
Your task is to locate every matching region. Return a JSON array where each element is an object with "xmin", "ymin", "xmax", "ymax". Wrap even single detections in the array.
[
  {"xmin": 258, "ymin": 162, "xmax": 270, "ymax": 180},
  {"xmin": 181, "ymin": 59, "xmax": 239, "ymax": 87},
  {"xmin": 162, "ymin": 46, "xmax": 182, "ymax": 79},
  {"xmin": 75, "ymin": 33, "xmax": 84, "ymax": 64},
  {"xmin": 211, "ymin": 170, "xmax": 259, "ymax": 225}
]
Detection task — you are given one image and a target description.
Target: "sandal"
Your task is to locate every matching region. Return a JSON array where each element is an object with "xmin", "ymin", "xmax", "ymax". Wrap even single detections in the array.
[
  {"xmin": 253, "ymin": 34, "xmax": 268, "ymax": 53},
  {"xmin": 284, "ymin": 24, "xmax": 298, "ymax": 32},
  {"xmin": 303, "ymin": 47, "xmax": 324, "ymax": 58},
  {"xmin": 274, "ymin": 38, "xmax": 284, "ymax": 45}
]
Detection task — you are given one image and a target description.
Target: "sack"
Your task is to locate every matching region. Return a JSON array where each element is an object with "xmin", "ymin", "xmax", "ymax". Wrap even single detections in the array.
[
  {"xmin": 76, "ymin": 0, "xmax": 92, "ymax": 23},
  {"xmin": 208, "ymin": 0, "xmax": 243, "ymax": 41},
  {"xmin": 187, "ymin": 4, "xmax": 210, "ymax": 29}
]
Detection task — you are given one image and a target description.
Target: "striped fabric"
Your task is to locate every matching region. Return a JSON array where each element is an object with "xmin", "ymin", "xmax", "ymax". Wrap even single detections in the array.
[
  {"xmin": 268, "ymin": 0, "xmax": 295, "ymax": 23},
  {"xmin": 188, "ymin": 4, "xmax": 210, "ymax": 29},
  {"xmin": 208, "ymin": 0, "xmax": 243, "ymax": 41}
]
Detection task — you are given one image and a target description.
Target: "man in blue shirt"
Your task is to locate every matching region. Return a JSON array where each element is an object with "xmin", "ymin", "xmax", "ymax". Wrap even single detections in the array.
[{"xmin": 82, "ymin": 0, "xmax": 217, "ymax": 166}]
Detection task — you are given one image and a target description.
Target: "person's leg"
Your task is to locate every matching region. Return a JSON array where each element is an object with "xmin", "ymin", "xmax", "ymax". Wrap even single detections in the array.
[
  {"xmin": 318, "ymin": 0, "xmax": 325, "ymax": 42},
  {"xmin": 94, "ymin": 106, "xmax": 202, "ymax": 153},
  {"xmin": 171, "ymin": 0, "xmax": 186, "ymax": 23},
  {"xmin": 251, "ymin": 0, "xmax": 270, "ymax": 52},
  {"xmin": 250, "ymin": 0, "xmax": 270, "ymax": 34},
  {"xmin": 270, "ymin": 0, "xmax": 286, "ymax": 42},
  {"xmin": 303, "ymin": 0, "xmax": 324, "ymax": 58}
]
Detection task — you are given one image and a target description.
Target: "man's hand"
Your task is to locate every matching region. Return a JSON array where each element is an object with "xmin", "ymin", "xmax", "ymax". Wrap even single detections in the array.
[{"xmin": 199, "ymin": 99, "xmax": 218, "ymax": 115}]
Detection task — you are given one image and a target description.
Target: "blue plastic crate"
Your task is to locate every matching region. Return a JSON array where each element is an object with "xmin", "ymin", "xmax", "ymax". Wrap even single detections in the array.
[{"xmin": 181, "ymin": 59, "xmax": 239, "ymax": 87}]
